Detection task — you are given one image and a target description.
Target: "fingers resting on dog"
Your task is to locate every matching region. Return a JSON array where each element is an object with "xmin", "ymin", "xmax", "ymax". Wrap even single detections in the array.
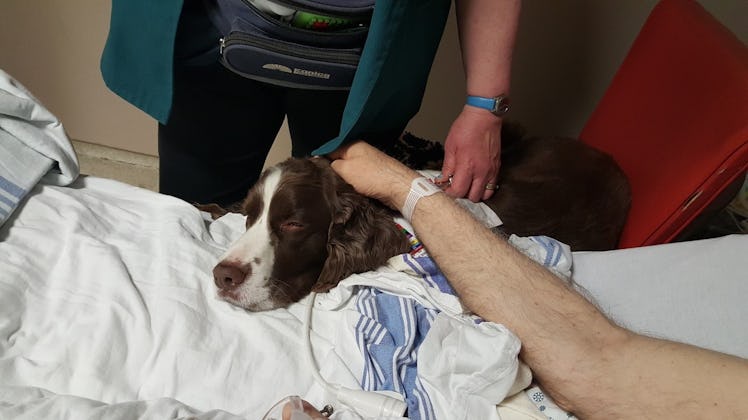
[
  {"xmin": 328, "ymin": 141, "xmax": 418, "ymax": 210},
  {"xmin": 440, "ymin": 107, "xmax": 502, "ymax": 202},
  {"xmin": 329, "ymin": 119, "xmax": 503, "ymax": 207}
]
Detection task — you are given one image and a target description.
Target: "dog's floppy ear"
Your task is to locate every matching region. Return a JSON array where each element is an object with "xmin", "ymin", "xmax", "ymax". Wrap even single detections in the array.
[
  {"xmin": 312, "ymin": 166, "xmax": 411, "ymax": 293},
  {"xmin": 194, "ymin": 203, "xmax": 229, "ymax": 220},
  {"xmin": 194, "ymin": 200, "xmax": 246, "ymax": 220}
]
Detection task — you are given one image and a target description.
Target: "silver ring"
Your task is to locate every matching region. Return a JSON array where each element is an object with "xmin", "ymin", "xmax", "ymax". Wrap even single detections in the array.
[
  {"xmin": 448, "ymin": 175, "xmax": 453, "ymax": 187},
  {"xmin": 320, "ymin": 404, "xmax": 334, "ymax": 417},
  {"xmin": 485, "ymin": 182, "xmax": 497, "ymax": 190}
]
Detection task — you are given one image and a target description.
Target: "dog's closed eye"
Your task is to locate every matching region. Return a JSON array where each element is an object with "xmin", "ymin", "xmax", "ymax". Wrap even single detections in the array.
[
  {"xmin": 280, "ymin": 221, "xmax": 305, "ymax": 233},
  {"xmin": 211, "ymin": 157, "xmax": 411, "ymax": 312}
]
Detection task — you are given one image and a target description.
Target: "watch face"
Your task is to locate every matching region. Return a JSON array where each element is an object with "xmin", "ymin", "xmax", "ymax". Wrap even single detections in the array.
[{"xmin": 493, "ymin": 96, "xmax": 510, "ymax": 116}]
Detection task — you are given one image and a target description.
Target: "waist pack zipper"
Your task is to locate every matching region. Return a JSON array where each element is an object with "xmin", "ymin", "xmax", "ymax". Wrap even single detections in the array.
[{"xmin": 221, "ymin": 34, "xmax": 360, "ymax": 66}]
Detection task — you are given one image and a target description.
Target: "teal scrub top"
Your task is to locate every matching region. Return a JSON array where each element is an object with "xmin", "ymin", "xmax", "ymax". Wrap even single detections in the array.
[{"xmin": 101, "ymin": 0, "xmax": 451, "ymax": 154}]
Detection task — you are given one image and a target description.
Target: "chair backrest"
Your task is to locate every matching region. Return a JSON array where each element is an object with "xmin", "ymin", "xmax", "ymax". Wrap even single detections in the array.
[{"xmin": 580, "ymin": 0, "xmax": 748, "ymax": 248}]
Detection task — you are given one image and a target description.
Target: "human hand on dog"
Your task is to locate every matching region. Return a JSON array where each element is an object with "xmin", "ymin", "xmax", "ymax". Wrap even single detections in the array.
[
  {"xmin": 441, "ymin": 106, "xmax": 502, "ymax": 202},
  {"xmin": 329, "ymin": 141, "xmax": 419, "ymax": 211}
]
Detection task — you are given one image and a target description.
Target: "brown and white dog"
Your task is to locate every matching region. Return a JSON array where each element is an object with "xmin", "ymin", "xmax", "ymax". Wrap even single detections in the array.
[
  {"xmin": 201, "ymin": 127, "xmax": 631, "ymax": 312},
  {"xmin": 202, "ymin": 158, "xmax": 410, "ymax": 312}
]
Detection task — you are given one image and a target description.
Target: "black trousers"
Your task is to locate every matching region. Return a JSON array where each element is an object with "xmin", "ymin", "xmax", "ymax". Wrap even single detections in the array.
[
  {"xmin": 158, "ymin": 58, "xmax": 350, "ymax": 206},
  {"xmin": 159, "ymin": 2, "xmax": 403, "ymax": 206},
  {"xmin": 157, "ymin": 1, "xmax": 351, "ymax": 205}
]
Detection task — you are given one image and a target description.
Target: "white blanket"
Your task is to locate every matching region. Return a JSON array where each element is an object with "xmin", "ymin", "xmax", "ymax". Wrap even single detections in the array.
[
  {"xmin": 1, "ymin": 176, "xmax": 581, "ymax": 419},
  {"xmin": 2, "ymin": 176, "xmax": 746, "ymax": 420}
]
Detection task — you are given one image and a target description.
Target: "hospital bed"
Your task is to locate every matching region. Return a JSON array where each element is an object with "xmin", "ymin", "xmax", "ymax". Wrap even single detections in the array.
[
  {"xmin": 1, "ymin": 65, "xmax": 746, "ymax": 420},
  {"xmin": 3, "ymin": 0, "xmax": 748, "ymax": 415}
]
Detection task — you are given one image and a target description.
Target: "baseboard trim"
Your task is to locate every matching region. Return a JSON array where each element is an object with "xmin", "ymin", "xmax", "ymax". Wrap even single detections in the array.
[{"xmin": 71, "ymin": 140, "xmax": 159, "ymax": 192}]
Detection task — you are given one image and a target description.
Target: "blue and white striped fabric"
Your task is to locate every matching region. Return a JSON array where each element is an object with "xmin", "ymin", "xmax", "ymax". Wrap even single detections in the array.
[
  {"xmin": 0, "ymin": 173, "xmax": 24, "ymax": 223},
  {"xmin": 0, "ymin": 131, "xmax": 53, "ymax": 225},
  {"xmin": 505, "ymin": 234, "xmax": 573, "ymax": 279},
  {"xmin": 0, "ymin": 69, "xmax": 78, "ymax": 228},
  {"xmin": 355, "ymin": 287, "xmax": 438, "ymax": 419},
  {"xmin": 344, "ymin": 231, "xmax": 572, "ymax": 419},
  {"xmin": 401, "ymin": 255, "xmax": 455, "ymax": 296}
]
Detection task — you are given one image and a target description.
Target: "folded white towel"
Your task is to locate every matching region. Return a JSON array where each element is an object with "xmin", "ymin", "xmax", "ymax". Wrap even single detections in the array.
[{"xmin": 0, "ymin": 69, "xmax": 78, "ymax": 226}]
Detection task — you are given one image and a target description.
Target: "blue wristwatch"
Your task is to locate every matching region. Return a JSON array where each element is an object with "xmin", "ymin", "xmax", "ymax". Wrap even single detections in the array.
[{"xmin": 466, "ymin": 94, "xmax": 511, "ymax": 117}]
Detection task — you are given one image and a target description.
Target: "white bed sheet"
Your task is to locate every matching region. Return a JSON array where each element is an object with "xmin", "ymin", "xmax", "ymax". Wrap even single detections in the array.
[
  {"xmin": 572, "ymin": 234, "xmax": 748, "ymax": 359},
  {"xmin": 1, "ymin": 176, "xmax": 745, "ymax": 420},
  {"xmin": 0, "ymin": 177, "xmax": 292, "ymax": 418},
  {"xmin": 0, "ymin": 177, "xmax": 546, "ymax": 420}
]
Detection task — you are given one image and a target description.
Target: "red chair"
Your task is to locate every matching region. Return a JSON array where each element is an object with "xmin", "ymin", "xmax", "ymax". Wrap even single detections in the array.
[{"xmin": 580, "ymin": 0, "xmax": 748, "ymax": 248}]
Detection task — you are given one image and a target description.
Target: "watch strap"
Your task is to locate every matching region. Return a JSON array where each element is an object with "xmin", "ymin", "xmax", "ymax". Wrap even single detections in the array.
[
  {"xmin": 466, "ymin": 94, "xmax": 510, "ymax": 116},
  {"xmin": 466, "ymin": 95, "xmax": 498, "ymax": 112}
]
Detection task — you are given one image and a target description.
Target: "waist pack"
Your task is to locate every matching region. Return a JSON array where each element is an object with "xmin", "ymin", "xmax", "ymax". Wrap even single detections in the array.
[{"xmin": 207, "ymin": 0, "xmax": 374, "ymax": 90}]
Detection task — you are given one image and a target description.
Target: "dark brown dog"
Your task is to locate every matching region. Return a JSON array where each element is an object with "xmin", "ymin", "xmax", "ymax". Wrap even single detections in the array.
[
  {"xmin": 201, "ymin": 125, "xmax": 631, "ymax": 311},
  {"xmin": 387, "ymin": 126, "xmax": 631, "ymax": 251}
]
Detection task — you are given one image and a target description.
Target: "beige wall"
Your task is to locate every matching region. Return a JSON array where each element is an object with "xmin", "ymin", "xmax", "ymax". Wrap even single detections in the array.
[
  {"xmin": 1, "ymin": 1, "xmax": 746, "ymax": 167},
  {"xmin": 1, "ymin": 1, "xmax": 154, "ymax": 154},
  {"xmin": 412, "ymin": 0, "xmax": 748, "ymax": 141}
]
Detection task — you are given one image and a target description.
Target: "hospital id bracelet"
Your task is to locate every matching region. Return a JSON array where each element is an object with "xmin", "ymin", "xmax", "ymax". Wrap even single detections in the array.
[{"xmin": 402, "ymin": 177, "xmax": 443, "ymax": 222}]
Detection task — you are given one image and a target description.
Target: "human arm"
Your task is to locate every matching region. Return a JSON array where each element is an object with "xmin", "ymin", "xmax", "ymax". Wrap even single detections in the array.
[
  {"xmin": 329, "ymin": 141, "xmax": 748, "ymax": 419},
  {"xmin": 442, "ymin": 0, "xmax": 521, "ymax": 202}
]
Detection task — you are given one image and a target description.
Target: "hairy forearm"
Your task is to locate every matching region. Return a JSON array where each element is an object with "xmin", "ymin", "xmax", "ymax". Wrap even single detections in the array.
[
  {"xmin": 455, "ymin": 0, "xmax": 520, "ymax": 96},
  {"xmin": 350, "ymin": 156, "xmax": 628, "ymax": 406},
  {"xmin": 330, "ymin": 143, "xmax": 748, "ymax": 418},
  {"xmin": 587, "ymin": 334, "xmax": 748, "ymax": 419},
  {"xmin": 410, "ymin": 192, "xmax": 748, "ymax": 418},
  {"xmin": 406, "ymin": 191, "xmax": 622, "ymax": 371}
]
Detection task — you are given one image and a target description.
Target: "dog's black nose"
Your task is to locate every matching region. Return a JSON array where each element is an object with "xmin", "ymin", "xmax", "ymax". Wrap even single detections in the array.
[{"xmin": 213, "ymin": 262, "xmax": 249, "ymax": 290}]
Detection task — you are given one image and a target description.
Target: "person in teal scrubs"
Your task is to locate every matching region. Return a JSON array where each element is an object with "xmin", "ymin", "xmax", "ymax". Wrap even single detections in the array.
[{"xmin": 101, "ymin": 0, "xmax": 520, "ymax": 206}]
